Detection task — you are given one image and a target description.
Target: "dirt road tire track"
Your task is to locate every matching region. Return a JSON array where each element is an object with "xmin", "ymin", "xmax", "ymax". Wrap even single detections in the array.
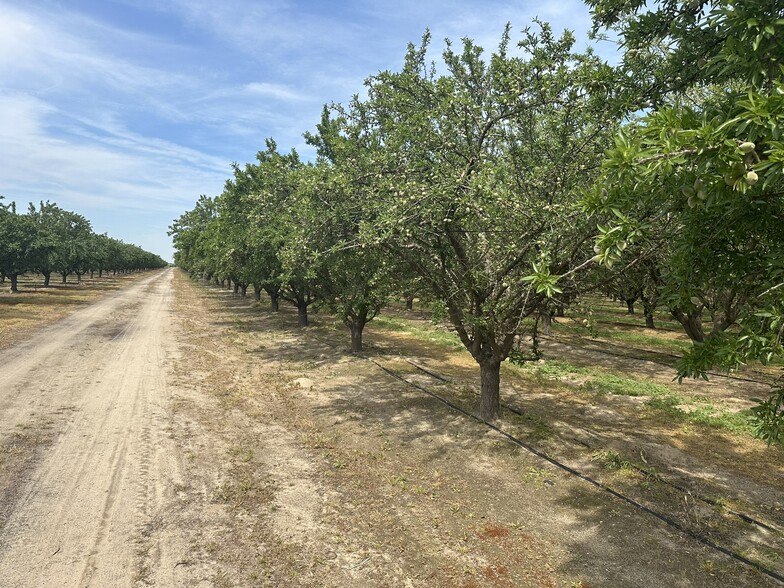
[{"xmin": 0, "ymin": 268, "xmax": 187, "ymax": 587}]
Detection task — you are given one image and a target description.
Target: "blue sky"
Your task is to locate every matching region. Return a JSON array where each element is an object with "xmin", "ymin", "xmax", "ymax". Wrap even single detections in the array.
[{"xmin": 1, "ymin": 0, "xmax": 610, "ymax": 261}]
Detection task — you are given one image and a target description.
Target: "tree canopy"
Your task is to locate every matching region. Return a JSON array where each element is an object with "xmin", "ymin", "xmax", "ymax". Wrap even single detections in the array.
[
  {"xmin": 585, "ymin": 0, "xmax": 784, "ymax": 442},
  {"xmin": 172, "ymin": 3, "xmax": 784, "ymax": 440},
  {"xmin": 0, "ymin": 197, "xmax": 166, "ymax": 292}
]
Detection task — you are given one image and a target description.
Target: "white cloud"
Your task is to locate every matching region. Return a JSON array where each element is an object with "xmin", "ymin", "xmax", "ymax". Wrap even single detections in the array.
[
  {"xmin": 0, "ymin": 91, "xmax": 228, "ymax": 259},
  {"xmin": 243, "ymin": 82, "xmax": 309, "ymax": 102},
  {"xmin": 0, "ymin": 0, "xmax": 609, "ymax": 262}
]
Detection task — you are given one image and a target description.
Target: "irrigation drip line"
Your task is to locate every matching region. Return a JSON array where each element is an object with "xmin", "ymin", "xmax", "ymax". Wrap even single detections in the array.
[
  {"xmin": 540, "ymin": 334, "xmax": 774, "ymax": 386},
  {"xmin": 363, "ymin": 355, "xmax": 784, "ymax": 584},
  {"xmin": 400, "ymin": 357, "xmax": 783, "ymax": 536},
  {"xmin": 309, "ymin": 333, "xmax": 784, "ymax": 583}
]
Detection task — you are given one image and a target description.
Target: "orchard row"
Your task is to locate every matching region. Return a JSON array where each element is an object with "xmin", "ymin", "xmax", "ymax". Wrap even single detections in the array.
[
  {"xmin": 0, "ymin": 200, "xmax": 168, "ymax": 292},
  {"xmin": 171, "ymin": 2, "xmax": 783, "ymax": 441}
]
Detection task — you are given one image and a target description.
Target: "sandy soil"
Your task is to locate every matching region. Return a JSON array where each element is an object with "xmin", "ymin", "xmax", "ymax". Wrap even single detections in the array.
[
  {"xmin": 1, "ymin": 269, "xmax": 782, "ymax": 587},
  {"xmin": 0, "ymin": 268, "xmax": 189, "ymax": 586}
]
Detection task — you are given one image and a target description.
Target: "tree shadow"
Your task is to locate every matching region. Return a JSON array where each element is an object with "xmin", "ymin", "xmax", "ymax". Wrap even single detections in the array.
[
  {"xmin": 548, "ymin": 477, "xmax": 782, "ymax": 587},
  {"xmin": 192, "ymin": 279, "xmax": 784, "ymax": 586}
]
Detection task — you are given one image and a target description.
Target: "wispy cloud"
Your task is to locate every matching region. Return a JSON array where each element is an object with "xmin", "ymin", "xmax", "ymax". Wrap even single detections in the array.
[
  {"xmin": 0, "ymin": 92, "xmax": 226, "ymax": 210},
  {"xmin": 1, "ymin": 0, "xmax": 604, "ymax": 260}
]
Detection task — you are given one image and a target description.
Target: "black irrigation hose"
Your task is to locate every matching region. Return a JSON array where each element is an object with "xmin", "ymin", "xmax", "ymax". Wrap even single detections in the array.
[
  {"xmin": 307, "ymin": 332, "xmax": 784, "ymax": 583},
  {"xmin": 400, "ymin": 358, "xmax": 783, "ymax": 536},
  {"xmin": 540, "ymin": 334, "xmax": 775, "ymax": 386},
  {"xmin": 361, "ymin": 354, "xmax": 784, "ymax": 585},
  {"xmin": 322, "ymin": 335, "xmax": 782, "ymax": 533}
]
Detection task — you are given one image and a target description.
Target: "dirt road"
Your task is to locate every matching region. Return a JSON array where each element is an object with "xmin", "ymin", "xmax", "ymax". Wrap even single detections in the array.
[{"xmin": 0, "ymin": 268, "xmax": 186, "ymax": 586}]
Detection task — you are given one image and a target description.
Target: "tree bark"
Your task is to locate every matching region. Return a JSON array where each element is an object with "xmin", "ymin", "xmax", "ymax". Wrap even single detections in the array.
[
  {"xmin": 625, "ymin": 299, "xmax": 636, "ymax": 314},
  {"xmin": 9, "ymin": 273, "xmax": 19, "ymax": 293},
  {"xmin": 350, "ymin": 323, "xmax": 364, "ymax": 353},
  {"xmin": 405, "ymin": 294, "xmax": 414, "ymax": 311},
  {"xmin": 43, "ymin": 272, "xmax": 51, "ymax": 287},
  {"xmin": 240, "ymin": 284, "xmax": 247, "ymax": 297},
  {"xmin": 645, "ymin": 311, "xmax": 656, "ymax": 329},
  {"xmin": 710, "ymin": 290, "xmax": 741, "ymax": 336},
  {"xmin": 348, "ymin": 311, "xmax": 368, "ymax": 353},
  {"xmin": 540, "ymin": 312, "xmax": 552, "ymax": 336},
  {"xmin": 254, "ymin": 286, "xmax": 262, "ymax": 302},
  {"xmin": 266, "ymin": 288, "xmax": 280, "ymax": 312},
  {"xmin": 479, "ymin": 358, "xmax": 501, "ymax": 421},
  {"xmin": 297, "ymin": 299, "xmax": 309, "ymax": 326},
  {"xmin": 671, "ymin": 307, "xmax": 705, "ymax": 343},
  {"xmin": 233, "ymin": 282, "xmax": 239, "ymax": 295},
  {"xmin": 61, "ymin": 272, "xmax": 68, "ymax": 284}
]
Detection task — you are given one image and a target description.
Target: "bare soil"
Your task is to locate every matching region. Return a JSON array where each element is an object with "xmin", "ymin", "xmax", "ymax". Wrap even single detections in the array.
[{"xmin": 0, "ymin": 269, "xmax": 782, "ymax": 587}]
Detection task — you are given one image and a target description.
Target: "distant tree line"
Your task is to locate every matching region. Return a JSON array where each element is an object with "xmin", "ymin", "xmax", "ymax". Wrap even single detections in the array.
[
  {"xmin": 0, "ymin": 198, "xmax": 167, "ymax": 293},
  {"xmin": 171, "ymin": 1, "xmax": 783, "ymax": 442}
]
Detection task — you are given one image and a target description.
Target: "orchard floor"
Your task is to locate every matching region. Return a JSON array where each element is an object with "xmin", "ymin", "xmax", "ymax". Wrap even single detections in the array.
[
  {"xmin": 163, "ymin": 272, "xmax": 783, "ymax": 587},
  {"xmin": 0, "ymin": 268, "xmax": 782, "ymax": 587}
]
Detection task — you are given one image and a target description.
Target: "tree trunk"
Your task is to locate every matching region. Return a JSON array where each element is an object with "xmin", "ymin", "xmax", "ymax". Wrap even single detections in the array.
[
  {"xmin": 233, "ymin": 282, "xmax": 239, "ymax": 295},
  {"xmin": 711, "ymin": 291, "xmax": 740, "ymax": 336},
  {"xmin": 76, "ymin": 272, "xmax": 82, "ymax": 284},
  {"xmin": 43, "ymin": 272, "xmax": 51, "ymax": 287},
  {"xmin": 99, "ymin": 269, "xmax": 103, "ymax": 277},
  {"xmin": 350, "ymin": 323, "xmax": 364, "ymax": 353},
  {"xmin": 61, "ymin": 272, "xmax": 68, "ymax": 284},
  {"xmin": 671, "ymin": 307, "xmax": 705, "ymax": 343},
  {"xmin": 297, "ymin": 299, "xmax": 309, "ymax": 326},
  {"xmin": 405, "ymin": 294, "xmax": 414, "ymax": 311},
  {"xmin": 479, "ymin": 358, "xmax": 501, "ymax": 421},
  {"xmin": 269, "ymin": 292, "xmax": 280, "ymax": 312},
  {"xmin": 625, "ymin": 299, "xmax": 635, "ymax": 314},
  {"xmin": 90, "ymin": 270, "xmax": 94, "ymax": 279},
  {"xmin": 9, "ymin": 273, "xmax": 19, "ymax": 293},
  {"xmin": 348, "ymin": 312, "xmax": 368, "ymax": 353},
  {"xmin": 540, "ymin": 312, "xmax": 552, "ymax": 336},
  {"xmin": 641, "ymin": 295, "xmax": 656, "ymax": 329},
  {"xmin": 240, "ymin": 284, "xmax": 247, "ymax": 297},
  {"xmin": 254, "ymin": 286, "xmax": 262, "ymax": 302}
]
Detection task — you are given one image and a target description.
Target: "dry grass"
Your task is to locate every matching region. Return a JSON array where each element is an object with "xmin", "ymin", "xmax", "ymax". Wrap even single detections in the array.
[
  {"xmin": 166, "ymin": 271, "xmax": 783, "ymax": 587},
  {"xmin": 0, "ymin": 271, "xmax": 161, "ymax": 351}
]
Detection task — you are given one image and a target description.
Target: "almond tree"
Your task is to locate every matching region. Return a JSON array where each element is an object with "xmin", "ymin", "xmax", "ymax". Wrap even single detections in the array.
[
  {"xmin": 0, "ymin": 199, "xmax": 38, "ymax": 293},
  {"xmin": 242, "ymin": 141, "xmax": 313, "ymax": 321},
  {"xmin": 362, "ymin": 24, "xmax": 618, "ymax": 420},
  {"xmin": 285, "ymin": 108, "xmax": 392, "ymax": 352},
  {"xmin": 586, "ymin": 0, "xmax": 784, "ymax": 442},
  {"xmin": 169, "ymin": 195, "xmax": 220, "ymax": 279},
  {"xmin": 52, "ymin": 210, "xmax": 93, "ymax": 284}
]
